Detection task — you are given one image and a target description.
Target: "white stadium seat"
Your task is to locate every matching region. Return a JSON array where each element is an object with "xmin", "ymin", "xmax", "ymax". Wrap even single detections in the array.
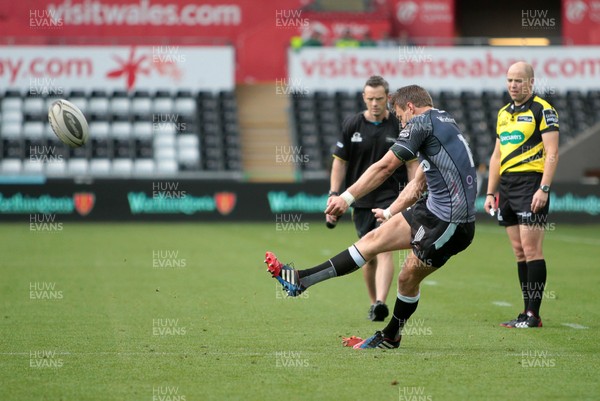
[
  {"xmin": 111, "ymin": 159, "xmax": 133, "ymax": 176},
  {"xmin": 1, "ymin": 159, "xmax": 22, "ymax": 174},
  {"xmin": 156, "ymin": 159, "xmax": 178, "ymax": 174},
  {"xmin": 89, "ymin": 159, "xmax": 111, "ymax": 175},
  {"xmin": 133, "ymin": 159, "xmax": 155, "ymax": 175},
  {"xmin": 67, "ymin": 158, "xmax": 89, "ymax": 175},
  {"xmin": 45, "ymin": 160, "xmax": 67, "ymax": 176}
]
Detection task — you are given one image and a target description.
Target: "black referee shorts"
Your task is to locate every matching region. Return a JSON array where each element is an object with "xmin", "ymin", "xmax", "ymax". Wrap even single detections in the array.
[
  {"xmin": 498, "ymin": 172, "xmax": 549, "ymax": 227},
  {"xmin": 402, "ymin": 199, "xmax": 475, "ymax": 268},
  {"xmin": 351, "ymin": 207, "xmax": 380, "ymax": 238}
]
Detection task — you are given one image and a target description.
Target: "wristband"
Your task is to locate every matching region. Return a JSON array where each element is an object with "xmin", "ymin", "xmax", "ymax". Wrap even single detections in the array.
[
  {"xmin": 328, "ymin": 191, "xmax": 339, "ymax": 197},
  {"xmin": 383, "ymin": 207, "xmax": 393, "ymax": 221},
  {"xmin": 486, "ymin": 193, "xmax": 496, "ymax": 199},
  {"xmin": 340, "ymin": 191, "xmax": 355, "ymax": 207}
]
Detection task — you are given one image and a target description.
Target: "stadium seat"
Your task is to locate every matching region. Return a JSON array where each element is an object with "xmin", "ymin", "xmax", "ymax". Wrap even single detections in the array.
[
  {"xmin": 2, "ymin": 110, "xmax": 23, "ymax": 124},
  {"xmin": 178, "ymin": 147, "xmax": 200, "ymax": 170},
  {"xmin": 1, "ymin": 159, "xmax": 22, "ymax": 174},
  {"xmin": 67, "ymin": 158, "xmax": 89, "ymax": 175},
  {"xmin": 22, "ymin": 98, "xmax": 45, "ymax": 120},
  {"xmin": 69, "ymin": 97, "xmax": 89, "ymax": 115},
  {"xmin": 89, "ymin": 159, "xmax": 111, "ymax": 176},
  {"xmin": 133, "ymin": 159, "xmax": 155, "ymax": 175},
  {"xmin": 131, "ymin": 97, "xmax": 152, "ymax": 119},
  {"xmin": 22, "ymin": 159, "xmax": 44, "ymax": 174},
  {"xmin": 111, "ymin": 159, "xmax": 133, "ymax": 176},
  {"xmin": 45, "ymin": 160, "xmax": 67, "ymax": 176},
  {"xmin": 156, "ymin": 159, "xmax": 178, "ymax": 174},
  {"xmin": 152, "ymin": 97, "xmax": 174, "ymax": 114},
  {"xmin": 1, "ymin": 122, "xmax": 23, "ymax": 159},
  {"xmin": 174, "ymin": 97, "xmax": 196, "ymax": 118},
  {"xmin": 1, "ymin": 98, "xmax": 22, "ymax": 113},
  {"xmin": 88, "ymin": 97, "xmax": 109, "ymax": 116},
  {"xmin": 155, "ymin": 146, "xmax": 177, "ymax": 161},
  {"xmin": 110, "ymin": 96, "xmax": 131, "ymax": 118}
]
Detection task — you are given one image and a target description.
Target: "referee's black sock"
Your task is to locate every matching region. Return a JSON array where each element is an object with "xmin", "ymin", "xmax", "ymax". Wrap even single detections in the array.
[
  {"xmin": 382, "ymin": 292, "xmax": 420, "ymax": 340},
  {"xmin": 526, "ymin": 259, "xmax": 546, "ymax": 318},
  {"xmin": 517, "ymin": 260, "xmax": 529, "ymax": 312},
  {"xmin": 298, "ymin": 245, "xmax": 366, "ymax": 288}
]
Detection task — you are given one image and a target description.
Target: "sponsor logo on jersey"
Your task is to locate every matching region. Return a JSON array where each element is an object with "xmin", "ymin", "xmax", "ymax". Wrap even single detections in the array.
[
  {"xmin": 436, "ymin": 116, "xmax": 455, "ymax": 123},
  {"xmin": 336, "ymin": 141, "xmax": 344, "ymax": 148},
  {"xmin": 351, "ymin": 132, "xmax": 362, "ymax": 142},
  {"xmin": 499, "ymin": 130, "xmax": 525, "ymax": 145},
  {"xmin": 517, "ymin": 115, "xmax": 533, "ymax": 123},
  {"xmin": 399, "ymin": 128, "xmax": 410, "ymax": 138},
  {"xmin": 543, "ymin": 109, "xmax": 558, "ymax": 126}
]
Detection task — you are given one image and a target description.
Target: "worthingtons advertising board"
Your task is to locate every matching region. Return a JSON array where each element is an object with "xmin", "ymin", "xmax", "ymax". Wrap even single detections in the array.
[
  {"xmin": 0, "ymin": 179, "xmax": 598, "ymax": 223},
  {"xmin": 288, "ymin": 47, "xmax": 600, "ymax": 92},
  {"xmin": 0, "ymin": 46, "xmax": 234, "ymax": 92}
]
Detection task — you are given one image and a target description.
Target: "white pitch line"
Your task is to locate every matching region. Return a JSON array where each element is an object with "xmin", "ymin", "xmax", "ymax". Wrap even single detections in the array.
[
  {"xmin": 561, "ymin": 323, "xmax": 589, "ymax": 329},
  {"xmin": 492, "ymin": 301, "xmax": 512, "ymax": 307},
  {"xmin": 422, "ymin": 280, "xmax": 438, "ymax": 286}
]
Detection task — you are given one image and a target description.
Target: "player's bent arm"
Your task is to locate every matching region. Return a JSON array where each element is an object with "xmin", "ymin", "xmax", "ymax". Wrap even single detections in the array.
[
  {"xmin": 484, "ymin": 139, "xmax": 501, "ymax": 213},
  {"xmin": 406, "ymin": 158, "xmax": 418, "ymax": 181},
  {"xmin": 387, "ymin": 164, "xmax": 426, "ymax": 214},
  {"xmin": 373, "ymin": 163, "xmax": 426, "ymax": 223}
]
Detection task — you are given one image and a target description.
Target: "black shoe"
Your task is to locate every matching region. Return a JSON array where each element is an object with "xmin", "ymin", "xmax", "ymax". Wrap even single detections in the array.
[
  {"xmin": 372, "ymin": 301, "xmax": 389, "ymax": 322},
  {"xmin": 500, "ymin": 312, "xmax": 527, "ymax": 328},
  {"xmin": 515, "ymin": 312, "xmax": 543, "ymax": 328}
]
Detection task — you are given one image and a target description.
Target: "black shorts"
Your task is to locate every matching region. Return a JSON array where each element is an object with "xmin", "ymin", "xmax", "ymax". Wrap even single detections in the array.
[
  {"xmin": 498, "ymin": 172, "xmax": 549, "ymax": 227},
  {"xmin": 402, "ymin": 199, "xmax": 475, "ymax": 268},
  {"xmin": 352, "ymin": 207, "xmax": 380, "ymax": 238}
]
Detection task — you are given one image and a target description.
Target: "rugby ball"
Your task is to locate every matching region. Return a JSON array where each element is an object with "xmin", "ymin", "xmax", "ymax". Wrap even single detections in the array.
[{"xmin": 48, "ymin": 99, "xmax": 89, "ymax": 148}]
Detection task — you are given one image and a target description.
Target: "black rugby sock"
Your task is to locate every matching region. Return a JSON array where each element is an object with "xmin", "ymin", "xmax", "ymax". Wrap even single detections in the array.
[
  {"xmin": 526, "ymin": 259, "xmax": 546, "ymax": 317},
  {"xmin": 298, "ymin": 246, "xmax": 366, "ymax": 288},
  {"xmin": 382, "ymin": 292, "xmax": 420, "ymax": 340},
  {"xmin": 517, "ymin": 260, "xmax": 528, "ymax": 312}
]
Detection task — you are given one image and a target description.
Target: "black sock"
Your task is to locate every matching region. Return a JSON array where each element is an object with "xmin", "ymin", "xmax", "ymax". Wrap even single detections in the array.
[
  {"xmin": 382, "ymin": 292, "xmax": 420, "ymax": 340},
  {"xmin": 298, "ymin": 246, "xmax": 366, "ymax": 288},
  {"xmin": 517, "ymin": 260, "xmax": 528, "ymax": 311},
  {"xmin": 526, "ymin": 259, "xmax": 546, "ymax": 317}
]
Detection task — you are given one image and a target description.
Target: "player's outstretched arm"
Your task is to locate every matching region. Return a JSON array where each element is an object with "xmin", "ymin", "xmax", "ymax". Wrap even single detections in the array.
[{"xmin": 326, "ymin": 150, "xmax": 403, "ymax": 216}]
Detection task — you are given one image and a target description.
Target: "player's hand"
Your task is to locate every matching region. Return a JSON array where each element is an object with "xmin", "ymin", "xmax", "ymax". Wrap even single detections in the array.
[
  {"xmin": 531, "ymin": 189, "xmax": 548, "ymax": 213},
  {"xmin": 372, "ymin": 208, "xmax": 387, "ymax": 224},
  {"xmin": 483, "ymin": 194, "xmax": 495, "ymax": 215},
  {"xmin": 325, "ymin": 195, "xmax": 349, "ymax": 217},
  {"xmin": 325, "ymin": 213, "xmax": 338, "ymax": 229}
]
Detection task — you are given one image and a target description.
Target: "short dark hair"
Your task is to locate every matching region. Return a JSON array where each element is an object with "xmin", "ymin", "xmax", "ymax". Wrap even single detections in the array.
[
  {"xmin": 391, "ymin": 85, "xmax": 433, "ymax": 109},
  {"xmin": 364, "ymin": 75, "xmax": 389, "ymax": 94}
]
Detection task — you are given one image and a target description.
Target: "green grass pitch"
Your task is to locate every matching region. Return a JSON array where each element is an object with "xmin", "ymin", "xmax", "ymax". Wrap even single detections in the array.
[{"xmin": 0, "ymin": 221, "xmax": 599, "ymax": 400}]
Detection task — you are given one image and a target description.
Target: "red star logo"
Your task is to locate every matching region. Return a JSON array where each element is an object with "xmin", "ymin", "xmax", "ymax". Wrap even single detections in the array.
[{"xmin": 106, "ymin": 47, "xmax": 151, "ymax": 90}]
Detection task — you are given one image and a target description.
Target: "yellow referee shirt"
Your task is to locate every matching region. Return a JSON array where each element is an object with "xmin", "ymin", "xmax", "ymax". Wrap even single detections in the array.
[{"xmin": 496, "ymin": 95, "xmax": 559, "ymax": 175}]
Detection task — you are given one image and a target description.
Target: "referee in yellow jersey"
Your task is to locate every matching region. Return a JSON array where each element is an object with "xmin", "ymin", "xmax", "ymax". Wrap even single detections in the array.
[{"xmin": 484, "ymin": 61, "xmax": 559, "ymax": 328}]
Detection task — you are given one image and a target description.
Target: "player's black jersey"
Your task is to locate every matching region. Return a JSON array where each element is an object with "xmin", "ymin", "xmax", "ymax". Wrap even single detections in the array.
[
  {"xmin": 390, "ymin": 109, "xmax": 477, "ymax": 223},
  {"xmin": 333, "ymin": 112, "xmax": 407, "ymax": 209}
]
